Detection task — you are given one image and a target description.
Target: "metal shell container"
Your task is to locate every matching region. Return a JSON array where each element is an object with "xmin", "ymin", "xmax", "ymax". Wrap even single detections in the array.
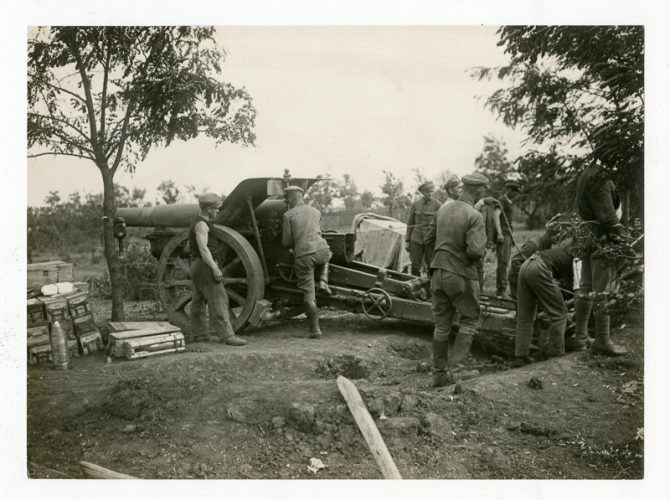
[{"xmin": 50, "ymin": 320, "xmax": 70, "ymax": 370}]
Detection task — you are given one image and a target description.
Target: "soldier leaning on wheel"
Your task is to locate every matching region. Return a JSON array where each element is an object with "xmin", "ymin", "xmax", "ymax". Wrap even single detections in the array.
[
  {"xmin": 282, "ymin": 185, "xmax": 333, "ymax": 339},
  {"xmin": 189, "ymin": 193, "xmax": 247, "ymax": 346},
  {"xmin": 424, "ymin": 173, "xmax": 488, "ymax": 387}
]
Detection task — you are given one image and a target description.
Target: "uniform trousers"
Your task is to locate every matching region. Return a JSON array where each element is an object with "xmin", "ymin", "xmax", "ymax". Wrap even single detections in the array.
[
  {"xmin": 409, "ymin": 242, "xmax": 430, "ymax": 276},
  {"xmin": 515, "ymin": 255, "xmax": 567, "ymax": 357},
  {"xmin": 190, "ymin": 258, "xmax": 235, "ymax": 339},
  {"xmin": 430, "ymin": 269, "xmax": 480, "ymax": 342},
  {"xmin": 294, "ymin": 248, "xmax": 332, "ymax": 304}
]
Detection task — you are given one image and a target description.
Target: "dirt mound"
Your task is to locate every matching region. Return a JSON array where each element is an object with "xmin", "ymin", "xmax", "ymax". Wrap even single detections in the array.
[
  {"xmin": 317, "ymin": 354, "xmax": 372, "ymax": 379},
  {"xmin": 387, "ymin": 339, "xmax": 430, "ymax": 360},
  {"xmin": 27, "ymin": 306, "xmax": 644, "ymax": 479}
]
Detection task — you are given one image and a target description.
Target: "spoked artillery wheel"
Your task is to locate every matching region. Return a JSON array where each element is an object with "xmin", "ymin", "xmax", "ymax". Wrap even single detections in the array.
[{"xmin": 157, "ymin": 225, "xmax": 265, "ymax": 337}]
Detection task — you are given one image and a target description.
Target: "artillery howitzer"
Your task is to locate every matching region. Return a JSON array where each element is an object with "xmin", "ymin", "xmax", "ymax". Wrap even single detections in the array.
[{"xmin": 116, "ymin": 175, "xmax": 532, "ymax": 357}]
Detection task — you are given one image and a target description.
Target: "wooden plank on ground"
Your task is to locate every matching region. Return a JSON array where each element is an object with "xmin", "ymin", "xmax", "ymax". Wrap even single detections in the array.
[
  {"xmin": 336, "ymin": 375, "xmax": 402, "ymax": 479},
  {"xmin": 107, "ymin": 321, "xmax": 178, "ymax": 332},
  {"xmin": 107, "ymin": 326, "xmax": 181, "ymax": 341},
  {"xmin": 80, "ymin": 461, "xmax": 136, "ymax": 479}
]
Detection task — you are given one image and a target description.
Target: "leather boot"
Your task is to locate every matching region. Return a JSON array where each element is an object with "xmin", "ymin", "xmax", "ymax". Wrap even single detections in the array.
[
  {"xmin": 317, "ymin": 263, "xmax": 332, "ymax": 295},
  {"xmin": 571, "ymin": 294, "xmax": 595, "ymax": 351},
  {"xmin": 305, "ymin": 301, "xmax": 322, "ymax": 339},
  {"xmin": 432, "ymin": 340, "xmax": 452, "ymax": 387},
  {"xmin": 450, "ymin": 325, "xmax": 476, "ymax": 366},
  {"xmin": 591, "ymin": 311, "xmax": 626, "ymax": 356},
  {"xmin": 222, "ymin": 335, "xmax": 247, "ymax": 346}
]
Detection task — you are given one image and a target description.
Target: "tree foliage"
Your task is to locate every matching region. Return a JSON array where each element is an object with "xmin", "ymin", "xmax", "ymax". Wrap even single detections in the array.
[
  {"xmin": 157, "ymin": 179, "xmax": 181, "ymax": 204},
  {"xmin": 472, "ymin": 26, "xmax": 644, "ymax": 219},
  {"xmin": 473, "ymin": 135, "xmax": 516, "ymax": 197},
  {"xmin": 28, "ymin": 27, "xmax": 256, "ymax": 319},
  {"xmin": 380, "ymin": 170, "xmax": 411, "ymax": 217}
]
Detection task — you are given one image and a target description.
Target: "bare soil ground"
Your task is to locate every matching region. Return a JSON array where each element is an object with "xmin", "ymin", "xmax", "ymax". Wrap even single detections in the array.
[{"xmin": 27, "ymin": 301, "xmax": 643, "ymax": 480}]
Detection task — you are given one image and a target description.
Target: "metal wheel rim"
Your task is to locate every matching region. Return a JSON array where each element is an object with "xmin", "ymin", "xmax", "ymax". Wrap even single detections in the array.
[{"xmin": 361, "ymin": 287, "xmax": 392, "ymax": 320}]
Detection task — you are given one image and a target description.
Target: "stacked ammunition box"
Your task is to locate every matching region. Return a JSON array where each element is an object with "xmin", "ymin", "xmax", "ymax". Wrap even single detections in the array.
[
  {"xmin": 27, "ymin": 261, "xmax": 74, "ymax": 289},
  {"xmin": 27, "ymin": 299, "xmax": 51, "ymax": 364},
  {"xmin": 65, "ymin": 290, "xmax": 103, "ymax": 355},
  {"xmin": 28, "ymin": 297, "xmax": 78, "ymax": 364}
]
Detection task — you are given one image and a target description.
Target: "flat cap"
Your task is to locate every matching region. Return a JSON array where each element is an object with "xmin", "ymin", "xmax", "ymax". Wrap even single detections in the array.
[
  {"xmin": 198, "ymin": 192, "xmax": 223, "ymax": 209},
  {"xmin": 443, "ymin": 175, "xmax": 461, "ymax": 190},
  {"xmin": 284, "ymin": 185, "xmax": 304, "ymax": 194},
  {"xmin": 461, "ymin": 173, "xmax": 489, "ymax": 187},
  {"xmin": 418, "ymin": 181, "xmax": 435, "ymax": 193}
]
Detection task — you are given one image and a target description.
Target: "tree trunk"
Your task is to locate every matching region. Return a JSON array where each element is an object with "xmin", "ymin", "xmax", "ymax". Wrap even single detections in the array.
[{"xmin": 100, "ymin": 168, "xmax": 125, "ymax": 321}]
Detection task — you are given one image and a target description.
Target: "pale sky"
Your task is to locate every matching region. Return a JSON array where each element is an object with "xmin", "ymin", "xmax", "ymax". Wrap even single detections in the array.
[{"xmin": 27, "ymin": 26, "xmax": 527, "ymax": 206}]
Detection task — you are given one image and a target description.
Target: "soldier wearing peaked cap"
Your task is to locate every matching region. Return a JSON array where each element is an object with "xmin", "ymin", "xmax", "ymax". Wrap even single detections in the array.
[
  {"xmin": 188, "ymin": 193, "xmax": 247, "ymax": 346},
  {"xmin": 406, "ymin": 180, "xmax": 441, "ymax": 276},
  {"xmin": 282, "ymin": 184, "xmax": 333, "ymax": 339},
  {"xmin": 492, "ymin": 178, "xmax": 521, "ymax": 299},
  {"xmin": 424, "ymin": 173, "xmax": 488, "ymax": 387}
]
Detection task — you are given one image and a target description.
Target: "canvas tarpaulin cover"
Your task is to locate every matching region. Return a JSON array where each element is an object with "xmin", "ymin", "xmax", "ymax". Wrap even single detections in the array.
[{"xmin": 351, "ymin": 213, "xmax": 411, "ymax": 273}]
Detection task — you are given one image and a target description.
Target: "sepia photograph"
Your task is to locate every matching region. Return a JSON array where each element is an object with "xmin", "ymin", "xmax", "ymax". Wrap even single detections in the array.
[{"xmin": 4, "ymin": 0, "xmax": 669, "ymax": 496}]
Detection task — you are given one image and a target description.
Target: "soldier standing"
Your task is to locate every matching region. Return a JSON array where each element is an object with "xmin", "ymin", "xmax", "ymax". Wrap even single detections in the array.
[
  {"xmin": 282, "ymin": 185, "xmax": 333, "ymax": 339},
  {"xmin": 406, "ymin": 181, "xmax": 442, "ymax": 276},
  {"xmin": 425, "ymin": 173, "xmax": 488, "ymax": 387},
  {"xmin": 492, "ymin": 179, "xmax": 521, "ymax": 299},
  {"xmin": 189, "ymin": 193, "xmax": 247, "ymax": 346},
  {"xmin": 574, "ymin": 163, "xmax": 627, "ymax": 355}
]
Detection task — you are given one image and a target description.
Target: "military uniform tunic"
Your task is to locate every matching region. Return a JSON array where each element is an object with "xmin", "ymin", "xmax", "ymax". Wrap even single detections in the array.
[
  {"xmin": 424, "ymin": 192, "xmax": 487, "ymax": 342},
  {"xmin": 282, "ymin": 203, "xmax": 332, "ymax": 302},
  {"xmin": 406, "ymin": 197, "xmax": 442, "ymax": 276}
]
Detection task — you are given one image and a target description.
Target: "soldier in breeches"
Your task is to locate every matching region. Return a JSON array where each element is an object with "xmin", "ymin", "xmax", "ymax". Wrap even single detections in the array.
[
  {"xmin": 574, "ymin": 163, "xmax": 627, "ymax": 356},
  {"xmin": 406, "ymin": 181, "xmax": 442, "ymax": 276},
  {"xmin": 189, "ymin": 193, "xmax": 247, "ymax": 346},
  {"xmin": 513, "ymin": 243, "xmax": 573, "ymax": 366},
  {"xmin": 425, "ymin": 173, "xmax": 488, "ymax": 387},
  {"xmin": 282, "ymin": 185, "xmax": 333, "ymax": 339}
]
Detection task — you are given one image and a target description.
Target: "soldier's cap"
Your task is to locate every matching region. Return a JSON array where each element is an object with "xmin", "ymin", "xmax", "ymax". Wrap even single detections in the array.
[
  {"xmin": 505, "ymin": 179, "xmax": 521, "ymax": 190},
  {"xmin": 418, "ymin": 181, "xmax": 435, "ymax": 193},
  {"xmin": 443, "ymin": 175, "xmax": 461, "ymax": 190},
  {"xmin": 198, "ymin": 192, "xmax": 223, "ymax": 209},
  {"xmin": 461, "ymin": 173, "xmax": 489, "ymax": 187},
  {"xmin": 284, "ymin": 185, "xmax": 305, "ymax": 195}
]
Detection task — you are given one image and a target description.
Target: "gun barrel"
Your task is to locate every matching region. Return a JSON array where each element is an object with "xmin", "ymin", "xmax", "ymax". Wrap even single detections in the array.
[{"xmin": 117, "ymin": 205, "xmax": 200, "ymax": 228}]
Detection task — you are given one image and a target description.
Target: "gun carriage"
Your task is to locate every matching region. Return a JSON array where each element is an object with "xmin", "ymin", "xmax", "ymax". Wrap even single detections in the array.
[{"xmin": 116, "ymin": 175, "xmax": 527, "ymax": 356}]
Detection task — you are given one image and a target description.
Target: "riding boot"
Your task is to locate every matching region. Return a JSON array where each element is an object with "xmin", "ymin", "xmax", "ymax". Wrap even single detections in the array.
[
  {"xmin": 450, "ymin": 324, "xmax": 476, "ymax": 366},
  {"xmin": 305, "ymin": 301, "xmax": 322, "ymax": 339},
  {"xmin": 591, "ymin": 310, "xmax": 626, "ymax": 356},
  {"xmin": 317, "ymin": 263, "xmax": 332, "ymax": 295},
  {"xmin": 432, "ymin": 340, "xmax": 452, "ymax": 387},
  {"xmin": 571, "ymin": 294, "xmax": 595, "ymax": 351}
]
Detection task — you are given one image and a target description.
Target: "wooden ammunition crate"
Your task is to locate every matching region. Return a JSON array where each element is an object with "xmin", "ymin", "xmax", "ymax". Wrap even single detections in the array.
[
  {"xmin": 28, "ymin": 343, "xmax": 52, "ymax": 365},
  {"xmin": 65, "ymin": 291, "xmax": 91, "ymax": 318},
  {"xmin": 106, "ymin": 322, "xmax": 184, "ymax": 360},
  {"xmin": 73, "ymin": 314, "xmax": 99, "ymax": 337},
  {"xmin": 27, "ymin": 261, "xmax": 74, "ymax": 288},
  {"xmin": 38, "ymin": 296, "xmax": 76, "ymax": 340},
  {"xmin": 39, "ymin": 295, "xmax": 71, "ymax": 320},
  {"xmin": 27, "ymin": 339, "xmax": 78, "ymax": 365},
  {"xmin": 124, "ymin": 332, "xmax": 186, "ymax": 360},
  {"xmin": 78, "ymin": 330, "xmax": 104, "ymax": 355},
  {"xmin": 27, "ymin": 324, "xmax": 50, "ymax": 348},
  {"xmin": 27, "ymin": 299, "xmax": 48, "ymax": 328},
  {"xmin": 72, "ymin": 281, "xmax": 90, "ymax": 295}
]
